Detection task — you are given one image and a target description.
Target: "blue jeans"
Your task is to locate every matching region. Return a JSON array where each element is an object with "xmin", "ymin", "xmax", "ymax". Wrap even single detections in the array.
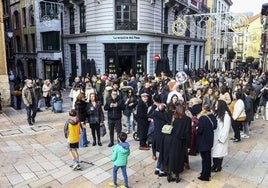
[
  {"xmin": 156, "ymin": 157, "xmax": 163, "ymax": 171},
  {"xmin": 113, "ymin": 165, "xmax": 128, "ymax": 187},
  {"xmin": 125, "ymin": 113, "xmax": 135, "ymax": 132}
]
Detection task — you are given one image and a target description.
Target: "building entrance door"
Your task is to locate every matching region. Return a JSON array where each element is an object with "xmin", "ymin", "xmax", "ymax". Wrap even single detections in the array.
[{"xmin": 118, "ymin": 55, "xmax": 133, "ymax": 76}]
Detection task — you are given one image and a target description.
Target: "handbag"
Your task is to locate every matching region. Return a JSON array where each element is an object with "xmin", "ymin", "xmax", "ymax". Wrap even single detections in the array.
[
  {"xmin": 100, "ymin": 123, "xmax": 107, "ymax": 137},
  {"xmin": 162, "ymin": 117, "xmax": 174, "ymax": 135},
  {"xmin": 162, "ymin": 124, "xmax": 173, "ymax": 134}
]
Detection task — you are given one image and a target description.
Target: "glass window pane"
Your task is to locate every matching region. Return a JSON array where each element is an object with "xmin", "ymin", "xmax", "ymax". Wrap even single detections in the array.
[
  {"xmin": 116, "ymin": 6, "xmax": 121, "ymax": 11},
  {"xmin": 116, "ymin": 12, "xmax": 121, "ymax": 19},
  {"xmin": 124, "ymin": 5, "xmax": 129, "ymax": 11},
  {"xmin": 124, "ymin": 12, "xmax": 129, "ymax": 19}
]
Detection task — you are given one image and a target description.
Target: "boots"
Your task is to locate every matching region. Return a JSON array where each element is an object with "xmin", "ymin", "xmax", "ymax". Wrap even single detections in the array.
[
  {"xmin": 211, "ymin": 158, "xmax": 217, "ymax": 172},
  {"xmin": 92, "ymin": 139, "xmax": 96, "ymax": 146},
  {"xmin": 212, "ymin": 158, "xmax": 223, "ymax": 172},
  {"xmin": 175, "ymin": 174, "xmax": 181, "ymax": 183},
  {"xmin": 216, "ymin": 158, "xmax": 223, "ymax": 172}
]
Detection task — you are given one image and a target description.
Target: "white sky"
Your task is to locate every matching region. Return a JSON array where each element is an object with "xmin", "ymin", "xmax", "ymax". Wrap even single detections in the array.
[{"xmin": 230, "ymin": 0, "xmax": 267, "ymax": 15}]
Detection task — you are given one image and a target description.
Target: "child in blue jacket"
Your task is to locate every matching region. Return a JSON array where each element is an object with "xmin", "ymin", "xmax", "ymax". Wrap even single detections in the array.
[{"xmin": 109, "ymin": 132, "xmax": 130, "ymax": 188}]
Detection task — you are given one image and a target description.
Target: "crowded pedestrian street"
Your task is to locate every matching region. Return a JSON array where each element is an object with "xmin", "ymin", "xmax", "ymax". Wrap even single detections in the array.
[{"xmin": 0, "ymin": 90, "xmax": 268, "ymax": 188}]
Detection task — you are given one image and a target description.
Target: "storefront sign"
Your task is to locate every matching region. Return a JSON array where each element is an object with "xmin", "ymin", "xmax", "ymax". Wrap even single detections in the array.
[
  {"xmin": 112, "ymin": 35, "xmax": 140, "ymax": 40},
  {"xmin": 96, "ymin": 35, "xmax": 151, "ymax": 42}
]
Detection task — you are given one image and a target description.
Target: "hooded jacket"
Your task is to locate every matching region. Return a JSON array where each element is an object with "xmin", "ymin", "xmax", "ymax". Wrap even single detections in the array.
[
  {"xmin": 64, "ymin": 118, "xmax": 81, "ymax": 144},
  {"xmin": 111, "ymin": 142, "xmax": 130, "ymax": 167}
]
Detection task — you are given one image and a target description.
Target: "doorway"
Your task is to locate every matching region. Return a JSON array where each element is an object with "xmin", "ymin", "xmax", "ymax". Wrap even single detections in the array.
[{"xmin": 118, "ymin": 55, "xmax": 133, "ymax": 76}]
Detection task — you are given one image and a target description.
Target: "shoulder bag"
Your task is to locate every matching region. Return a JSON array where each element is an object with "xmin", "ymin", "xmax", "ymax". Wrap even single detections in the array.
[{"xmin": 162, "ymin": 117, "xmax": 175, "ymax": 135}]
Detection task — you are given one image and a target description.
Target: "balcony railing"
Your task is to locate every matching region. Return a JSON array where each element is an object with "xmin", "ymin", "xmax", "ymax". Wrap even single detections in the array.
[{"xmin": 115, "ymin": 21, "xmax": 137, "ymax": 30}]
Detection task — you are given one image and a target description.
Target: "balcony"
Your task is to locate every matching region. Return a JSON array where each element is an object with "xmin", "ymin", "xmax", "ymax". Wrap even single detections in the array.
[{"xmin": 115, "ymin": 21, "xmax": 137, "ymax": 30}]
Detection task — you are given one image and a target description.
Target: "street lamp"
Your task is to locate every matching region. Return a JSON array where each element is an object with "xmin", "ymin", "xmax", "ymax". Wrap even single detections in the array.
[{"xmin": 6, "ymin": 30, "xmax": 13, "ymax": 39}]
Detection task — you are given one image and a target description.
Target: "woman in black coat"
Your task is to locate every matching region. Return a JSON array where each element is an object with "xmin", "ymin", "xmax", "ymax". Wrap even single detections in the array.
[
  {"xmin": 87, "ymin": 93, "xmax": 104, "ymax": 146},
  {"xmin": 136, "ymin": 93, "xmax": 150, "ymax": 150},
  {"xmin": 196, "ymin": 104, "xmax": 217, "ymax": 181},
  {"xmin": 148, "ymin": 94, "xmax": 171, "ymax": 176},
  {"xmin": 75, "ymin": 92, "xmax": 89, "ymax": 147},
  {"xmin": 243, "ymin": 87, "xmax": 254, "ymax": 138},
  {"xmin": 159, "ymin": 103, "xmax": 192, "ymax": 183}
]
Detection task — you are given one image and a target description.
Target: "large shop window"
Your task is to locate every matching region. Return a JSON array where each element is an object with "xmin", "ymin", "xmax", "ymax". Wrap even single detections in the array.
[
  {"xmin": 44, "ymin": 60, "xmax": 60, "ymax": 81},
  {"xmin": 42, "ymin": 31, "xmax": 60, "ymax": 51},
  {"xmin": 105, "ymin": 43, "xmax": 147, "ymax": 76},
  {"xmin": 115, "ymin": 0, "xmax": 137, "ymax": 30}
]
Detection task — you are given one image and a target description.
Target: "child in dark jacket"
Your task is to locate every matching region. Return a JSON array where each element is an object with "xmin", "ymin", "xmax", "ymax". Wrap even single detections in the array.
[{"xmin": 109, "ymin": 132, "xmax": 130, "ymax": 188}]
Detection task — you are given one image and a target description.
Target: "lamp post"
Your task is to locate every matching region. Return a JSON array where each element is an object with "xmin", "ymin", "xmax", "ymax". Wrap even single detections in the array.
[{"xmin": 6, "ymin": 29, "xmax": 14, "ymax": 108}]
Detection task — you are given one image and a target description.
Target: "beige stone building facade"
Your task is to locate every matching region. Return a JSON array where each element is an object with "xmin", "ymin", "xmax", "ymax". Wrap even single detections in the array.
[{"xmin": 0, "ymin": 1, "xmax": 11, "ymax": 107}]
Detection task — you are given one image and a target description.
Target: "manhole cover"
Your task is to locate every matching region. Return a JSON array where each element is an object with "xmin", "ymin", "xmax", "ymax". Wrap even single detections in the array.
[
  {"xmin": 0, "ymin": 129, "xmax": 23, "ymax": 136},
  {"xmin": 31, "ymin": 125, "xmax": 53, "ymax": 132}
]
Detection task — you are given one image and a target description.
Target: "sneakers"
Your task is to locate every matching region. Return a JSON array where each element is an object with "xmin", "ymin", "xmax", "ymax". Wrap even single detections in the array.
[
  {"xmin": 255, "ymin": 114, "xmax": 259, "ymax": 119},
  {"xmin": 125, "ymin": 130, "xmax": 130, "ymax": 134},
  {"xmin": 241, "ymin": 134, "xmax": 250, "ymax": 139},
  {"xmin": 73, "ymin": 164, "xmax": 81, "ymax": 170},
  {"xmin": 108, "ymin": 182, "xmax": 117, "ymax": 187},
  {"xmin": 233, "ymin": 138, "xmax": 241, "ymax": 142}
]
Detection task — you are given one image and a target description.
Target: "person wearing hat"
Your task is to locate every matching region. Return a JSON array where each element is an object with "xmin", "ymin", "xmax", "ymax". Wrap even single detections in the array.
[{"xmin": 136, "ymin": 92, "xmax": 151, "ymax": 150}]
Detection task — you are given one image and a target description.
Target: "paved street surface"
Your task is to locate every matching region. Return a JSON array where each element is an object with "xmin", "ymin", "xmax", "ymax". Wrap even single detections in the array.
[{"xmin": 1, "ymin": 90, "xmax": 268, "ymax": 188}]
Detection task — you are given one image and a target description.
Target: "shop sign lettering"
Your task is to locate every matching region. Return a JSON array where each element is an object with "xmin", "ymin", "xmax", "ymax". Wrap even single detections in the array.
[{"xmin": 113, "ymin": 35, "xmax": 140, "ymax": 40}]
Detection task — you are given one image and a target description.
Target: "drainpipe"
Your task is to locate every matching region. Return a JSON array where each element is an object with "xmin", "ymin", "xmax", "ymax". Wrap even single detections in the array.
[
  {"xmin": 161, "ymin": 0, "xmax": 163, "ymax": 58},
  {"xmin": 60, "ymin": 11, "xmax": 66, "ymax": 88}
]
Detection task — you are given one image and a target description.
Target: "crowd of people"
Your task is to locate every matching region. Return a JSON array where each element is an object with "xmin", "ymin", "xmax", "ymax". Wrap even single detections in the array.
[{"xmin": 20, "ymin": 67, "xmax": 268, "ymax": 186}]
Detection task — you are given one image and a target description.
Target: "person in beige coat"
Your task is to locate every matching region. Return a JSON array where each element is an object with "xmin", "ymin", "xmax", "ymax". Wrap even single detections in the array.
[
  {"xmin": 42, "ymin": 79, "xmax": 52, "ymax": 109},
  {"xmin": 212, "ymin": 100, "xmax": 232, "ymax": 172},
  {"xmin": 229, "ymin": 91, "xmax": 246, "ymax": 142},
  {"xmin": 22, "ymin": 79, "xmax": 37, "ymax": 126}
]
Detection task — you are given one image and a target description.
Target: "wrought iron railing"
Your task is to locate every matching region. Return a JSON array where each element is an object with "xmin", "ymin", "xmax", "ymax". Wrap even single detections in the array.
[{"xmin": 115, "ymin": 21, "xmax": 137, "ymax": 30}]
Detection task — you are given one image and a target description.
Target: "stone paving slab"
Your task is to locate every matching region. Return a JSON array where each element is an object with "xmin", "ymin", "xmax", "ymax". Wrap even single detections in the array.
[{"xmin": 1, "ymin": 91, "xmax": 268, "ymax": 187}]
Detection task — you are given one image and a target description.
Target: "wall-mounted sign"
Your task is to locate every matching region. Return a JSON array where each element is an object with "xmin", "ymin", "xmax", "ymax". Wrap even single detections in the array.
[
  {"xmin": 154, "ymin": 54, "xmax": 161, "ymax": 62},
  {"xmin": 112, "ymin": 35, "xmax": 140, "ymax": 40}
]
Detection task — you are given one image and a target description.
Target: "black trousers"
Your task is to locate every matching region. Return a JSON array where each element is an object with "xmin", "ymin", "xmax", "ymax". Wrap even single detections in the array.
[
  {"xmin": 232, "ymin": 120, "xmax": 242, "ymax": 139},
  {"xmin": 108, "ymin": 119, "xmax": 122, "ymax": 144},
  {"xmin": 200, "ymin": 150, "xmax": 211, "ymax": 179},
  {"xmin": 90, "ymin": 123, "xmax": 101, "ymax": 141}
]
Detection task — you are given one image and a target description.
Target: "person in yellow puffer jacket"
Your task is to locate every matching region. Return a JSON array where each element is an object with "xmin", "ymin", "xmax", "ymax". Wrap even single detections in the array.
[
  {"xmin": 201, "ymin": 76, "xmax": 209, "ymax": 86},
  {"xmin": 64, "ymin": 109, "xmax": 82, "ymax": 170}
]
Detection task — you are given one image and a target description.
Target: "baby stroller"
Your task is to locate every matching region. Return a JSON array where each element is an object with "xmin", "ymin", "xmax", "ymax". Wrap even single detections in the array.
[{"xmin": 51, "ymin": 92, "xmax": 63, "ymax": 113}]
